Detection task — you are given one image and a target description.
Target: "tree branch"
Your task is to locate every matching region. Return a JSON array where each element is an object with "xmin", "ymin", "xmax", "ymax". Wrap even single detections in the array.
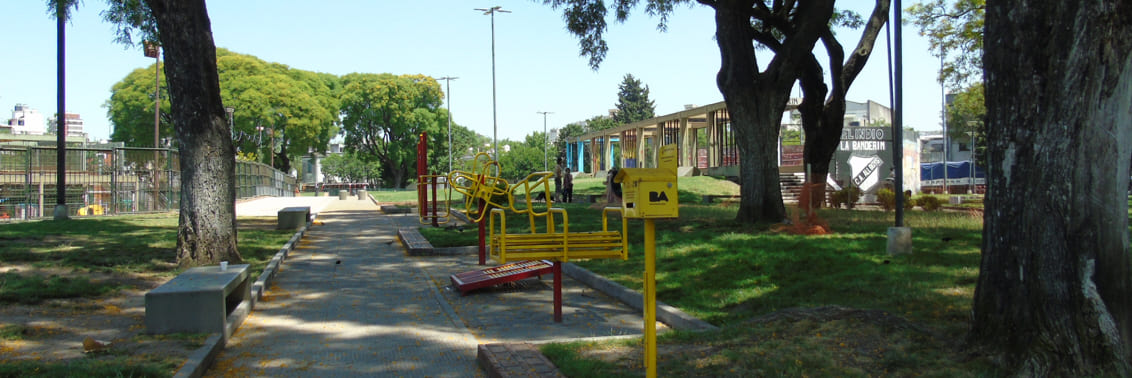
[{"xmin": 839, "ymin": 0, "xmax": 891, "ymax": 93}]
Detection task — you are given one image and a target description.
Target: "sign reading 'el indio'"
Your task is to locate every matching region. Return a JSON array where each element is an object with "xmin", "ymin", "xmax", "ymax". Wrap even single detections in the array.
[{"xmin": 839, "ymin": 127, "xmax": 888, "ymax": 151}]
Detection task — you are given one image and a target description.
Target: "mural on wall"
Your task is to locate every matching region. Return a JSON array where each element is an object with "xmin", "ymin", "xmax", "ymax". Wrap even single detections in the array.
[{"xmin": 832, "ymin": 127, "xmax": 893, "ymax": 196}]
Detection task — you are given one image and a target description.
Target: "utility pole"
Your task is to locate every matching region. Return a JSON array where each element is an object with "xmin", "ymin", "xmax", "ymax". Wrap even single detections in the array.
[
  {"xmin": 438, "ymin": 76, "xmax": 458, "ymax": 173},
  {"xmin": 476, "ymin": 6, "xmax": 510, "ymax": 159},
  {"xmin": 54, "ymin": 1, "xmax": 69, "ymax": 220},
  {"xmin": 538, "ymin": 111, "xmax": 553, "ymax": 170}
]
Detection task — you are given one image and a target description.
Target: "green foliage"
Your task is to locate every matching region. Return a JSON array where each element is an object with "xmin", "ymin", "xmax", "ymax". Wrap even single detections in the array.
[
  {"xmin": 497, "ymin": 141, "xmax": 546, "ymax": 181},
  {"xmin": 907, "ymin": 0, "xmax": 985, "ymax": 88},
  {"xmin": 106, "ymin": 61, "xmax": 172, "ymax": 147},
  {"xmin": 321, "ymin": 152, "xmax": 381, "ymax": 184},
  {"xmin": 946, "ymin": 82, "xmax": 987, "ymax": 167},
  {"xmin": 107, "ymin": 49, "xmax": 340, "ymax": 173},
  {"xmin": 877, "ymin": 188, "xmax": 895, "ymax": 211},
  {"xmin": 918, "ymin": 195, "xmax": 943, "ymax": 211},
  {"xmin": 100, "ymin": 0, "xmax": 158, "ymax": 47},
  {"xmin": 339, "ymin": 73, "xmax": 443, "ymax": 188},
  {"xmin": 612, "ymin": 73, "xmax": 656, "ymax": 125},
  {"xmin": 830, "ymin": 186, "xmax": 862, "ymax": 209}
]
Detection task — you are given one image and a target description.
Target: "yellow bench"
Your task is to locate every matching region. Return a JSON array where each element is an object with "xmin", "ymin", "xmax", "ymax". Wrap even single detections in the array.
[{"xmin": 489, "ymin": 207, "xmax": 627, "ymax": 263}]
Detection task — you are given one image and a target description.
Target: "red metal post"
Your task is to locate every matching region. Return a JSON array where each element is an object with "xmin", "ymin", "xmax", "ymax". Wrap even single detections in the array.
[
  {"xmin": 478, "ymin": 198, "xmax": 486, "ymax": 265},
  {"xmin": 418, "ymin": 133, "xmax": 427, "ymax": 219},
  {"xmin": 553, "ymin": 260, "xmax": 563, "ymax": 323}
]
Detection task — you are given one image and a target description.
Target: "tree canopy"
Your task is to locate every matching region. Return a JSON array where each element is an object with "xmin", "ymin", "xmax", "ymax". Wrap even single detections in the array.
[
  {"xmin": 612, "ymin": 73, "xmax": 655, "ymax": 124},
  {"xmin": 107, "ymin": 49, "xmax": 340, "ymax": 174},
  {"xmin": 547, "ymin": 0, "xmax": 835, "ymax": 223},
  {"xmin": 338, "ymin": 73, "xmax": 444, "ymax": 188},
  {"xmin": 907, "ymin": 0, "xmax": 985, "ymax": 88}
]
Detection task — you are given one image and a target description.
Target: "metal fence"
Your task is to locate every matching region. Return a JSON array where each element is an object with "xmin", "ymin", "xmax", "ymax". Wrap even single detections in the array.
[{"xmin": 0, "ymin": 146, "xmax": 296, "ymax": 221}]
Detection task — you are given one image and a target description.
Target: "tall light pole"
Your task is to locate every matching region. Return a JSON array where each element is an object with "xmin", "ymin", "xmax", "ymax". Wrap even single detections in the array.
[
  {"xmin": 438, "ymin": 76, "xmax": 458, "ymax": 173},
  {"xmin": 940, "ymin": 49, "xmax": 949, "ymax": 194},
  {"xmin": 476, "ymin": 6, "xmax": 509, "ymax": 159},
  {"xmin": 538, "ymin": 111, "xmax": 553, "ymax": 170},
  {"xmin": 54, "ymin": 1, "xmax": 68, "ymax": 220}
]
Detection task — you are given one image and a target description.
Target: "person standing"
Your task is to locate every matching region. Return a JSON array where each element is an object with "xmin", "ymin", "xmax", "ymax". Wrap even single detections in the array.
[
  {"xmin": 562, "ymin": 167, "xmax": 574, "ymax": 203},
  {"xmin": 553, "ymin": 158, "xmax": 564, "ymax": 201}
]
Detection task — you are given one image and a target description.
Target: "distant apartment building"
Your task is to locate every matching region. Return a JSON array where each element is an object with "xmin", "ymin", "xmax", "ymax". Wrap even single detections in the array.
[
  {"xmin": 844, "ymin": 100, "xmax": 892, "ymax": 127},
  {"xmin": 49, "ymin": 113, "xmax": 85, "ymax": 137},
  {"xmin": 4, "ymin": 104, "xmax": 46, "ymax": 135}
]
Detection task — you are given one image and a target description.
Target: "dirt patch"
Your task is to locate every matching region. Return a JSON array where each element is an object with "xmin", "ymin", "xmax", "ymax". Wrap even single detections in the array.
[{"xmin": 0, "ymin": 281, "xmax": 204, "ymax": 373}]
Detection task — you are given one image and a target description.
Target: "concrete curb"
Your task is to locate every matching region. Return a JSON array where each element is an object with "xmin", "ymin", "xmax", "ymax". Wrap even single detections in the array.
[
  {"xmin": 562, "ymin": 263, "xmax": 719, "ymax": 332},
  {"xmin": 173, "ymin": 333, "xmax": 224, "ymax": 378},
  {"xmin": 477, "ymin": 343, "xmax": 565, "ymax": 378},
  {"xmin": 173, "ymin": 213, "xmax": 317, "ymax": 378}
]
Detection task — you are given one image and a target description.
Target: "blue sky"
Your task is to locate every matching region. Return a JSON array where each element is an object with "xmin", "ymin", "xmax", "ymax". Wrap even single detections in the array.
[{"xmin": 1, "ymin": 1, "xmax": 947, "ymax": 143}]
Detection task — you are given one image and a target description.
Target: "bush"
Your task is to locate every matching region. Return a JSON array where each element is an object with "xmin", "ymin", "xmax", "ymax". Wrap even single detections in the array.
[
  {"xmin": 877, "ymin": 189, "xmax": 895, "ymax": 211},
  {"xmin": 918, "ymin": 195, "xmax": 942, "ymax": 211},
  {"xmin": 830, "ymin": 186, "xmax": 862, "ymax": 209},
  {"xmin": 904, "ymin": 190, "xmax": 916, "ymax": 210}
]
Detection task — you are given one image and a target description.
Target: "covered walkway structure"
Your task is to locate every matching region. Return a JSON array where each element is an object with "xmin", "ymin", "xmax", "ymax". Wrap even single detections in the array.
[{"xmin": 562, "ymin": 100, "xmax": 803, "ymax": 178}]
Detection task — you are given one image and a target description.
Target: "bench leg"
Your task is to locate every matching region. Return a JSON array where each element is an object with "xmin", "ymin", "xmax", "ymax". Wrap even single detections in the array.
[{"xmin": 554, "ymin": 261, "xmax": 562, "ymax": 323}]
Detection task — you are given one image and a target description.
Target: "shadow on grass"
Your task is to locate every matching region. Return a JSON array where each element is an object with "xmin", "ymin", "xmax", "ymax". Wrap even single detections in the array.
[{"xmin": 0, "ymin": 214, "xmax": 295, "ymax": 303}]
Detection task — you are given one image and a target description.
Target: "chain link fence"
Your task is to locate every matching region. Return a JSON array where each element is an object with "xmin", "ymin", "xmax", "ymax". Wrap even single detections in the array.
[{"xmin": 0, "ymin": 146, "xmax": 296, "ymax": 221}]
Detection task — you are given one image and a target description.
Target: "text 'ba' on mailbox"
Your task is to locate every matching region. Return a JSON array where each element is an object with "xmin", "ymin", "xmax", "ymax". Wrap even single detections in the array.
[{"xmin": 613, "ymin": 145, "xmax": 679, "ymax": 219}]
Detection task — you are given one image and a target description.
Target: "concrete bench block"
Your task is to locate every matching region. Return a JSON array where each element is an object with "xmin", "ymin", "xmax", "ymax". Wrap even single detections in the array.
[
  {"xmin": 357, "ymin": 190, "xmax": 367, "ymax": 200},
  {"xmin": 339, "ymin": 190, "xmax": 350, "ymax": 200},
  {"xmin": 145, "ymin": 264, "xmax": 251, "ymax": 341},
  {"xmin": 277, "ymin": 206, "xmax": 311, "ymax": 230}
]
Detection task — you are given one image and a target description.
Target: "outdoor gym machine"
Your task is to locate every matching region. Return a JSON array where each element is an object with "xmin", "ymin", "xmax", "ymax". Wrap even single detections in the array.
[{"xmin": 614, "ymin": 144, "xmax": 679, "ymax": 378}]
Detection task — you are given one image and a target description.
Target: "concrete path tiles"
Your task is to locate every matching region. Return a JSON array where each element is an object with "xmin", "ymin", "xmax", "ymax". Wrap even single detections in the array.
[{"xmin": 213, "ymin": 197, "xmax": 652, "ymax": 377}]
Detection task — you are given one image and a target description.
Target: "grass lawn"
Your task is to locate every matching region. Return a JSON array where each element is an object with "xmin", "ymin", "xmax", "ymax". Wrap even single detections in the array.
[
  {"xmin": 412, "ymin": 174, "xmax": 997, "ymax": 375},
  {"xmin": 0, "ymin": 213, "xmax": 294, "ymax": 376},
  {"xmin": 537, "ymin": 206, "xmax": 992, "ymax": 376}
]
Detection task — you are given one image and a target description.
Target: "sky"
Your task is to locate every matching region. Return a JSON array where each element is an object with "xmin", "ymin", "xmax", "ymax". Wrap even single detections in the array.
[{"xmin": 0, "ymin": 1, "xmax": 947, "ymax": 144}]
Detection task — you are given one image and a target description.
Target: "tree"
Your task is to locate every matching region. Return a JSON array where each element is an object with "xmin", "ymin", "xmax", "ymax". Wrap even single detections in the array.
[
  {"xmin": 794, "ymin": 1, "xmax": 890, "ymax": 208},
  {"xmin": 907, "ymin": 0, "xmax": 984, "ymax": 89},
  {"xmin": 108, "ymin": 49, "xmax": 340, "ymax": 174},
  {"xmin": 321, "ymin": 152, "xmax": 380, "ymax": 185},
  {"xmin": 103, "ymin": 0, "xmax": 241, "ymax": 267},
  {"xmin": 548, "ymin": 0, "xmax": 835, "ymax": 223},
  {"xmin": 909, "ymin": 0, "xmax": 987, "ymax": 176},
  {"xmin": 583, "ymin": 114, "xmax": 617, "ymax": 133},
  {"xmin": 339, "ymin": 73, "xmax": 443, "ymax": 188},
  {"xmin": 612, "ymin": 73, "xmax": 655, "ymax": 124},
  {"xmin": 973, "ymin": 1, "xmax": 1132, "ymax": 375},
  {"xmin": 107, "ymin": 63, "xmax": 172, "ymax": 146},
  {"xmin": 944, "ymin": 81, "xmax": 985, "ymax": 166}
]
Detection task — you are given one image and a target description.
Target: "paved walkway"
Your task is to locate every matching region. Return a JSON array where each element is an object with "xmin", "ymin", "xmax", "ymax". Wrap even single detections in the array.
[{"xmin": 208, "ymin": 196, "xmax": 648, "ymax": 377}]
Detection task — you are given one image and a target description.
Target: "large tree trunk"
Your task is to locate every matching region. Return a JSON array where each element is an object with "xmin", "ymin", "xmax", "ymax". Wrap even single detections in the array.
[
  {"xmin": 146, "ymin": 0, "xmax": 241, "ymax": 267},
  {"xmin": 972, "ymin": 1, "xmax": 1132, "ymax": 375},
  {"xmin": 712, "ymin": 0, "xmax": 834, "ymax": 224},
  {"xmin": 799, "ymin": 1, "xmax": 890, "ymax": 209}
]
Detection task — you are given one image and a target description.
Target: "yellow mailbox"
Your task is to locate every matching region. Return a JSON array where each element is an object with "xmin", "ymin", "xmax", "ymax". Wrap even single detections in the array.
[{"xmin": 614, "ymin": 144, "xmax": 679, "ymax": 219}]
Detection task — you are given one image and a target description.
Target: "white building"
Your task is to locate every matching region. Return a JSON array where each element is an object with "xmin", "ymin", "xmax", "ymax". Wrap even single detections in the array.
[
  {"xmin": 919, "ymin": 131, "xmax": 975, "ymax": 163},
  {"xmin": 844, "ymin": 100, "xmax": 892, "ymax": 127},
  {"xmin": 5, "ymin": 104, "xmax": 46, "ymax": 135},
  {"xmin": 300, "ymin": 141, "xmax": 344, "ymax": 185}
]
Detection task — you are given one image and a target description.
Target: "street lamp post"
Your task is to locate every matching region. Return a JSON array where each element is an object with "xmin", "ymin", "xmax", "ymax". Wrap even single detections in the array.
[
  {"xmin": 256, "ymin": 126, "xmax": 265, "ymax": 163},
  {"xmin": 476, "ymin": 6, "xmax": 510, "ymax": 159},
  {"xmin": 438, "ymin": 76, "xmax": 458, "ymax": 174},
  {"xmin": 940, "ymin": 48, "xmax": 949, "ymax": 194},
  {"xmin": 225, "ymin": 107, "xmax": 234, "ymax": 142},
  {"xmin": 538, "ymin": 111, "xmax": 553, "ymax": 170}
]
